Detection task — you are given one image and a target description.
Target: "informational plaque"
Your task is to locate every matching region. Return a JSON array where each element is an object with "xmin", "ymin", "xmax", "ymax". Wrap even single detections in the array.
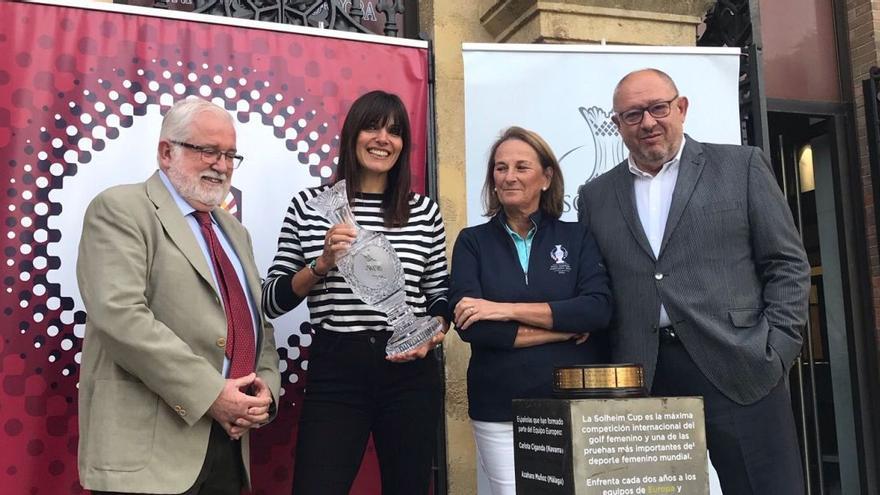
[{"xmin": 513, "ymin": 397, "xmax": 708, "ymax": 495}]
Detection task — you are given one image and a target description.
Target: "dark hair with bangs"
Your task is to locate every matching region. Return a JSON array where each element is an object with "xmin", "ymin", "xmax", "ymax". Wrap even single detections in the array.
[{"xmin": 334, "ymin": 90, "xmax": 412, "ymax": 227}]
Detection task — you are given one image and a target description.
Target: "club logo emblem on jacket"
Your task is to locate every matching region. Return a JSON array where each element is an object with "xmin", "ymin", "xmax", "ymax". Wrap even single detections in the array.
[{"xmin": 550, "ymin": 244, "xmax": 571, "ymax": 274}]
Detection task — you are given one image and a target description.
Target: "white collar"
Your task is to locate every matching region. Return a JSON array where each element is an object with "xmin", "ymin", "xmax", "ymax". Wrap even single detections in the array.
[{"xmin": 627, "ymin": 138, "xmax": 686, "ymax": 178}]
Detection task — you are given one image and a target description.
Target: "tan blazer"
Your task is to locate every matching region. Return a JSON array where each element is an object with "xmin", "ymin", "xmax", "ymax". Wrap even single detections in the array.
[{"xmin": 76, "ymin": 171, "xmax": 280, "ymax": 493}]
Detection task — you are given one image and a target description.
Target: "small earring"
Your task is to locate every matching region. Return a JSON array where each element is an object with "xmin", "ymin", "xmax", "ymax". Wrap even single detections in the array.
[{"xmin": 541, "ymin": 187, "xmax": 547, "ymax": 191}]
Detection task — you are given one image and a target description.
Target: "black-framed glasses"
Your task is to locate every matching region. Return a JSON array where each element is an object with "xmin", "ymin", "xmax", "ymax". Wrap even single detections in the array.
[
  {"xmin": 615, "ymin": 96, "xmax": 679, "ymax": 126},
  {"xmin": 170, "ymin": 140, "xmax": 244, "ymax": 169}
]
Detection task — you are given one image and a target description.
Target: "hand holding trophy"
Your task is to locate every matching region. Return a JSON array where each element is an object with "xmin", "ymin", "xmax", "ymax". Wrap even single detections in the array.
[{"xmin": 307, "ymin": 180, "xmax": 442, "ymax": 356}]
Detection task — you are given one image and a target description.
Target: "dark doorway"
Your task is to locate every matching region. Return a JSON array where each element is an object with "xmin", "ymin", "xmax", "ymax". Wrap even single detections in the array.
[{"xmin": 767, "ymin": 111, "xmax": 858, "ymax": 495}]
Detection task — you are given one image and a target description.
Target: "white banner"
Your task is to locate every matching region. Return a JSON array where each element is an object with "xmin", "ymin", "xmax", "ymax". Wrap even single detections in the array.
[
  {"xmin": 463, "ymin": 44, "xmax": 742, "ymax": 225},
  {"xmin": 462, "ymin": 44, "xmax": 741, "ymax": 494}
]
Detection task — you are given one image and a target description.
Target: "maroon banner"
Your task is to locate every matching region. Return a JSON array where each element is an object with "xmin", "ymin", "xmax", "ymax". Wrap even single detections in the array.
[{"xmin": 0, "ymin": 2, "xmax": 429, "ymax": 494}]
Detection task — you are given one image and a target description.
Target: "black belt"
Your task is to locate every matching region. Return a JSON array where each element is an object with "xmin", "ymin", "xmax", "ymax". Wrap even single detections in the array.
[{"xmin": 658, "ymin": 326, "xmax": 679, "ymax": 344}]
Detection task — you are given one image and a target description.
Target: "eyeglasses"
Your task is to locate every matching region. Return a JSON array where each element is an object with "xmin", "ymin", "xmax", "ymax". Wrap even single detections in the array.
[
  {"xmin": 170, "ymin": 141, "xmax": 244, "ymax": 169},
  {"xmin": 615, "ymin": 96, "xmax": 679, "ymax": 126}
]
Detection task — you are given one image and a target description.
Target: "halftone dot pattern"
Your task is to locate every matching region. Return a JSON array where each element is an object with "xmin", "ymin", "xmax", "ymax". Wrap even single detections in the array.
[{"xmin": 0, "ymin": 3, "xmax": 429, "ymax": 494}]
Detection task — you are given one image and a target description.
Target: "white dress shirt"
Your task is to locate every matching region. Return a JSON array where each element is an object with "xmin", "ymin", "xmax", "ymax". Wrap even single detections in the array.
[{"xmin": 627, "ymin": 140, "xmax": 686, "ymax": 327}]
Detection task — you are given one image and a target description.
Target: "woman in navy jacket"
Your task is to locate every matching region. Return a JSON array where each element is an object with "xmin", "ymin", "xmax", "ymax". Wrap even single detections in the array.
[{"xmin": 450, "ymin": 126, "xmax": 612, "ymax": 495}]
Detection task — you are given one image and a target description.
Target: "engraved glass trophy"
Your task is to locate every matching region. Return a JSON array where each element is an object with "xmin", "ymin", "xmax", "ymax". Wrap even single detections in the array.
[{"xmin": 307, "ymin": 180, "xmax": 442, "ymax": 355}]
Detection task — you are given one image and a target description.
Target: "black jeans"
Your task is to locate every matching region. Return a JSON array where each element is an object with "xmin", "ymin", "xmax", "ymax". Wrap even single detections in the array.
[
  {"xmin": 291, "ymin": 329, "xmax": 442, "ymax": 495},
  {"xmin": 652, "ymin": 338, "xmax": 805, "ymax": 495}
]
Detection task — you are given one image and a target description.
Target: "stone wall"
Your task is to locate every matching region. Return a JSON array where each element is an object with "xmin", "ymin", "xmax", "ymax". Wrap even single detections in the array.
[{"xmin": 846, "ymin": 0, "xmax": 880, "ymax": 333}]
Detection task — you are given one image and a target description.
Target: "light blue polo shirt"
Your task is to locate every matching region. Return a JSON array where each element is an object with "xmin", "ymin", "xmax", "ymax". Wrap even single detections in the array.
[{"xmin": 503, "ymin": 221, "xmax": 536, "ymax": 273}]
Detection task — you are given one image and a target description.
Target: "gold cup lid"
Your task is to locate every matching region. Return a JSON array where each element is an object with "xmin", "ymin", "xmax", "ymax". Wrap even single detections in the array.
[{"xmin": 553, "ymin": 363, "xmax": 645, "ymax": 398}]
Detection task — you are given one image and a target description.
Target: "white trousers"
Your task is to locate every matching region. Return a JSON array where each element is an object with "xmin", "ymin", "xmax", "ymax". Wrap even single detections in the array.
[{"xmin": 471, "ymin": 420, "xmax": 516, "ymax": 495}]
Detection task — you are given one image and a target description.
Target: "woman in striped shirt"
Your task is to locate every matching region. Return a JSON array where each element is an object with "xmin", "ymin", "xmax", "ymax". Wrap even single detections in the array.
[{"xmin": 262, "ymin": 90, "xmax": 448, "ymax": 495}]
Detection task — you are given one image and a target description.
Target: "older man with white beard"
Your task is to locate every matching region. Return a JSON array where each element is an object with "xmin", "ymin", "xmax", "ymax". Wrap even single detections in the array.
[{"xmin": 75, "ymin": 98, "xmax": 280, "ymax": 495}]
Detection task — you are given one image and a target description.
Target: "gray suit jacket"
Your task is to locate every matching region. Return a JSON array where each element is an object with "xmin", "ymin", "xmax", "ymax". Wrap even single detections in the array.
[
  {"xmin": 577, "ymin": 136, "xmax": 810, "ymax": 405},
  {"xmin": 76, "ymin": 172, "xmax": 281, "ymax": 492}
]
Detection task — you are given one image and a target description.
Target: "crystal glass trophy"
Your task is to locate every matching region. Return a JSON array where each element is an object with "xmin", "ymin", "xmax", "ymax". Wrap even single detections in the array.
[{"xmin": 307, "ymin": 180, "xmax": 442, "ymax": 355}]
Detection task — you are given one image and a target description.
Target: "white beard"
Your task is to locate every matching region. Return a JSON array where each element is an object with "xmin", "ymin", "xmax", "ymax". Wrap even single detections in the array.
[{"xmin": 166, "ymin": 163, "xmax": 230, "ymax": 209}]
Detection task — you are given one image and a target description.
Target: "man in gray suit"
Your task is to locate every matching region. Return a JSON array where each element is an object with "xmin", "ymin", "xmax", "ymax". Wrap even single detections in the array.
[
  {"xmin": 77, "ymin": 98, "xmax": 280, "ymax": 494},
  {"xmin": 577, "ymin": 69, "xmax": 810, "ymax": 494}
]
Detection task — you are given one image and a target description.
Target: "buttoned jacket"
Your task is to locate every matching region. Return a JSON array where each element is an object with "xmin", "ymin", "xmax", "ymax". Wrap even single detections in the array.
[
  {"xmin": 76, "ymin": 171, "xmax": 280, "ymax": 492},
  {"xmin": 577, "ymin": 136, "xmax": 810, "ymax": 404}
]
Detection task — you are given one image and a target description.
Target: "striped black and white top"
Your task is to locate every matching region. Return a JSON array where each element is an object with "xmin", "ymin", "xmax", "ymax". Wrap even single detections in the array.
[{"xmin": 262, "ymin": 185, "xmax": 449, "ymax": 332}]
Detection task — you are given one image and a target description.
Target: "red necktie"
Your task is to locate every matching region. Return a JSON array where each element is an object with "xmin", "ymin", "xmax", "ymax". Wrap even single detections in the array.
[{"xmin": 194, "ymin": 211, "xmax": 256, "ymax": 379}]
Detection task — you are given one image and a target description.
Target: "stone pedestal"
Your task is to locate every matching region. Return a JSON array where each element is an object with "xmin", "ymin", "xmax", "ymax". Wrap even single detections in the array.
[{"xmin": 513, "ymin": 397, "xmax": 709, "ymax": 494}]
